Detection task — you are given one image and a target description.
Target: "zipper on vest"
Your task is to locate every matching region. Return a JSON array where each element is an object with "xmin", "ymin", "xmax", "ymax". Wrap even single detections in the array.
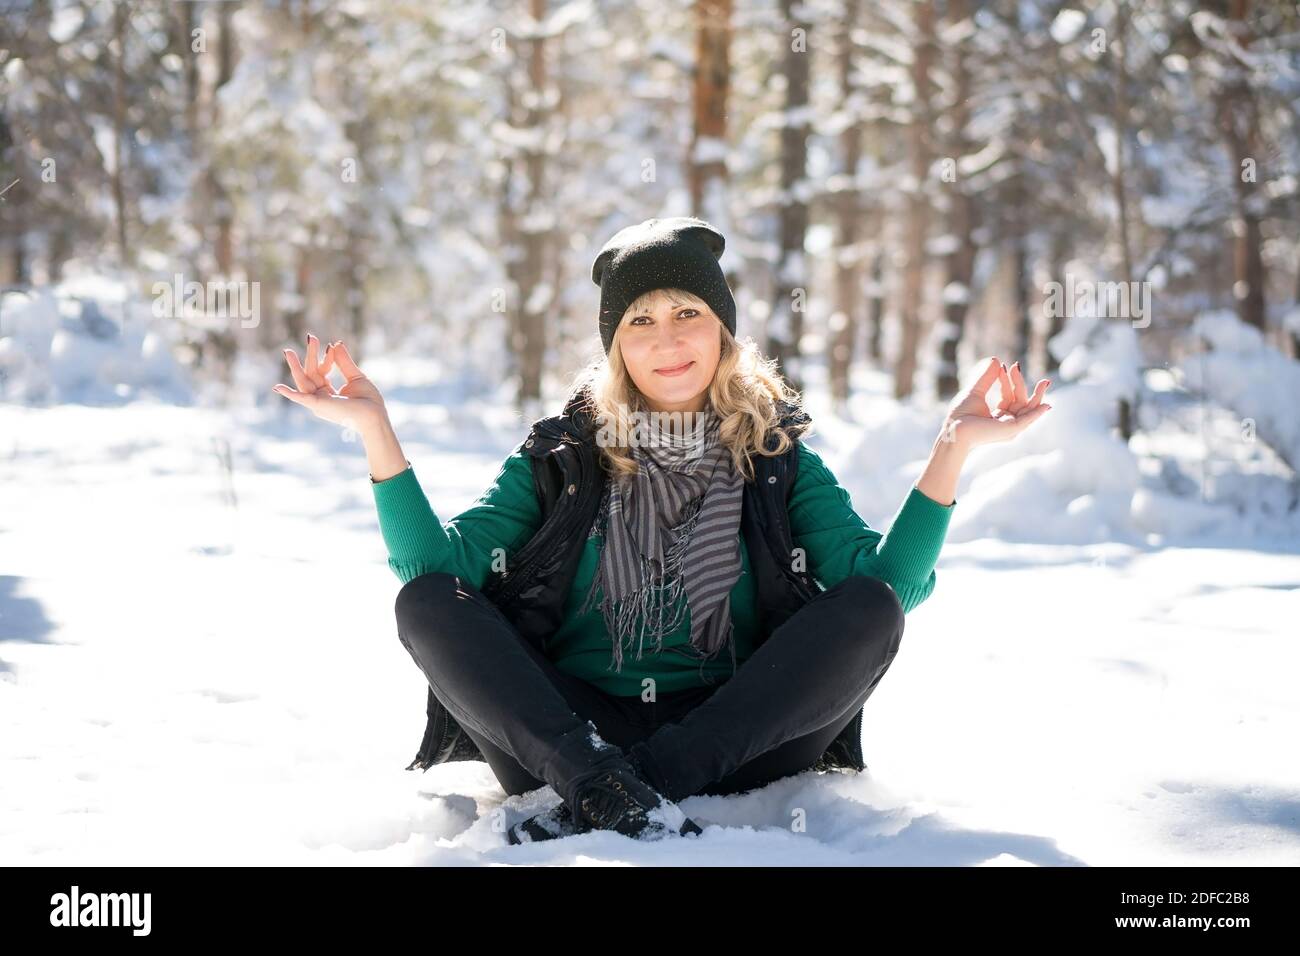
[
  {"xmin": 768, "ymin": 451, "xmax": 819, "ymax": 601},
  {"xmin": 496, "ymin": 439, "xmax": 594, "ymax": 606}
]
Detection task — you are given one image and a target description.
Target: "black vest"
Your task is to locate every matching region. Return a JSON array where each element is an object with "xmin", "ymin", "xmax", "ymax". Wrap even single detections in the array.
[{"xmin": 402, "ymin": 393, "xmax": 868, "ymax": 776}]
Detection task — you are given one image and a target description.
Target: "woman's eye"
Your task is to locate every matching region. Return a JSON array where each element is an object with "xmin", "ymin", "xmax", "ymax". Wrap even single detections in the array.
[{"xmin": 629, "ymin": 310, "xmax": 696, "ymax": 325}]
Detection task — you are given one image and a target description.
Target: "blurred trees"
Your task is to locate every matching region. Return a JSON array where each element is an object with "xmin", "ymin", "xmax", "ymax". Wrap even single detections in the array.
[{"xmin": 0, "ymin": 0, "xmax": 1296, "ymax": 413}]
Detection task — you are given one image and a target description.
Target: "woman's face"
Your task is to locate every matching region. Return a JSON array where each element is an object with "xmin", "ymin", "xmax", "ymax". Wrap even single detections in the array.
[{"xmin": 616, "ymin": 292, "xmax": 722, "ymax": 414}]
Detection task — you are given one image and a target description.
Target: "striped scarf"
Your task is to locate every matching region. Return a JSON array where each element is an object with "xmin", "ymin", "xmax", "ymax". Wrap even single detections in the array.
[{"xmin": 579, "ymin": 405, "xmax": 745, "ymax": 676}]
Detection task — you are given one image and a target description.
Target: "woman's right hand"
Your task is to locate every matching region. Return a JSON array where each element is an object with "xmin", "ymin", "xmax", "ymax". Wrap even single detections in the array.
[{"xmin": 273, "ymin": 333, "xmax": 387, "ymax": 433}]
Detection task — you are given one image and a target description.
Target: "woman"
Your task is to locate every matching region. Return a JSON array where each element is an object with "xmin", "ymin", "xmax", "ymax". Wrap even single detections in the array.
[{"xmin": 273, "ymin": 216, "xmax": 1052, "ymax": 844}]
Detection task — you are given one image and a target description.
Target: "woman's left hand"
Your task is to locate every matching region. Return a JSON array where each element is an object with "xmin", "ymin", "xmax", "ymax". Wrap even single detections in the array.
[{"xmin": 941, "ymin": 356, "xmax": 1052, "ymax": 450}]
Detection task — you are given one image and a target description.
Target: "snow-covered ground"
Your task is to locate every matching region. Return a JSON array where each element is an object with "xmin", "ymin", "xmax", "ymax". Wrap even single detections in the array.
[{"xmin": 3, "ymin": 355, "xmax": 1298, "ymax": 866}]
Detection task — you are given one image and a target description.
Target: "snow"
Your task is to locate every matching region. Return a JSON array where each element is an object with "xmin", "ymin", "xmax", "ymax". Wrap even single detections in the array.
[
  {"xmin": 0, "ymin": 280, "xmax": 192, "ymax": 406},
  {"xmin": 1049, "ymin": 10, "xmax": 1087, "ymax": 45},
  {"xmin": 691, "ymin": 135, "xmax": 729, "ymax": 167},
  {"xmin": 1, "ymin": 293, "xmax": 1298, "ymax": 865},
  {"xmin": 942, "ymin": 281, "xmax": 971, "ymax": 305},
  {"xmin": 47, "ymin": 6, "xmax": 84, "ymax": 44},
  {"xmin": 1180, "ymin": 310, "xmax": 1300, "ymax": 471},
  {"xmin": 926, "ymin": 234, "xmax": 961, "ymax": 256}
]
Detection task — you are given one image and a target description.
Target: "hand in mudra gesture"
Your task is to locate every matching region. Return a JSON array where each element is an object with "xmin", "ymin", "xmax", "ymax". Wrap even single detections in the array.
[
  {"xmin": 273, "ymin": 333, "xmax": 388, "ymax": 432},
  {"xmin": 942, "ymin": 357, "xmax": 1052, "ymax": 450}
]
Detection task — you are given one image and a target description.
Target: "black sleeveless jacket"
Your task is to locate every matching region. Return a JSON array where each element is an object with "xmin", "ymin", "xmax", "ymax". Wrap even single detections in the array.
[{"xmin": 401, "ymin": 391, "xmax": 868, "ymax": 776}]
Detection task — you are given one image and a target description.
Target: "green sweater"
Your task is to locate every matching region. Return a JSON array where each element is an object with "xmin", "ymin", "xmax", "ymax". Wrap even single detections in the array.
[{"xmin": 372, "ymin": 440, "xmax": 955, "ymax": 697}]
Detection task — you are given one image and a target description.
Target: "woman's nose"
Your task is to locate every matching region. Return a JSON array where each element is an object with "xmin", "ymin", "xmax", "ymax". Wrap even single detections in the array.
[{"xmin": 654, "ymin": 322, "xmax": 683, "ymax": 347}]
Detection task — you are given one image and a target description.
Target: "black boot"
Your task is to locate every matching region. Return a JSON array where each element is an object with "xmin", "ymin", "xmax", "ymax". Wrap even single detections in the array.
[
  {"xmin": 506, "ymin": 753, "xmax": 705, "ymax": 845},
  {"xmin": 507, "ymin": 801, "xmax": 588, "ymax": 844},
  {"xmin": 569, "ymin": 765, "xmax": 703, "ymax": 840}
]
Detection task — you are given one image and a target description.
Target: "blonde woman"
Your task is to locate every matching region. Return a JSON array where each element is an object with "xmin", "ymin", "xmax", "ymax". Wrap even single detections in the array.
[{"xmin": 274, "ymin": 216, "xmax": 1052, "ymax": 843}]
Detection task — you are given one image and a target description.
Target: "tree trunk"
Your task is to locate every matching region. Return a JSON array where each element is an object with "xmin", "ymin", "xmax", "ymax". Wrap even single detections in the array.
[
  {"xmin": 936, "ymin": 0, "xmax": 976, "ymax": 401},
  {"xmin": 183, "ymin": 3, "xmax": 199, "ymax": 140},
  {"xmin": 1220, "ymin": 0, "xmax": 1267, "ymax": 333},
  {"xmin": 515, "ymin": 0, "xmax": 552, "ymax": 411},
  {"xmin": 828, "ymin": 0, "xmax": 863, "ymax": 411},
  {"xmin": 1111, "ymin": 3, "xmax": 1135, "ymax": 440},
  {"xmin": 770, "ymin": 0, "xmax": 812, "ymax": 397},
  {"xmin": 1012, "ymin": 197, "xmax": 1032, "ymax": 363},
  {"xmin": 49, "ymin": 227, "xmax": 70, "ymax": 282},
  {"xmin": 894, "ymin": 0, "xmax": 935, "ymax": 400},
  {"xmin": 283, "ymin": 235, "xmax": 312, "ymax": 349},
  {"xmin": 111, "ymin": 1, "xmax": 131, "ymax": 269},
  {"xmin": 1111, "ymin": 3, "xmax": 1133, "ymax": 283},
  {"xmin": 690, "ymin": 0, "xmax": 732, "ymax": 228},
  {"xmin": 210, "ymin": 1, "xmax": 236, "ymax": 278},
  {"xmin": 866, "ymin": 247, "xmax": 885, "ymax": 364},
  {"xmin": 1045, "ymin": 230, "xmax": 1069, "ymax": 374}
]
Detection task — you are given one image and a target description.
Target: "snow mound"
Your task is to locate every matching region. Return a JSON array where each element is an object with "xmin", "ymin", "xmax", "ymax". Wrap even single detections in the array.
[
  {"xmin": 0, "ymin": 277, "xmax": 192, "ymax": 405},
  {"xmin": 937, "ymin": 309, "xmax": 1298, "ymax": 545},
  {"xmin": 1177, "ymin": 309, "xmax": 1300, "ymax": 471}
]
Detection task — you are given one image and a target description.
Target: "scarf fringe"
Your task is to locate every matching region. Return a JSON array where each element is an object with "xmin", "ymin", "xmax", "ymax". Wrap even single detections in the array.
[
  {"xmin": 581, "ymin": 406, "xmax": 744, "ymax": 676},
  {"xmin": 580, "ymin": 491, "xmax": 706, "ymax": 672}
]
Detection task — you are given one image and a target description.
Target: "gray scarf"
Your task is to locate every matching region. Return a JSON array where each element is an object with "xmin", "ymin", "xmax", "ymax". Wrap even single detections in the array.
[{"xmin": 579, "ymin": 405, "xmax": 745, "ymax": 678}]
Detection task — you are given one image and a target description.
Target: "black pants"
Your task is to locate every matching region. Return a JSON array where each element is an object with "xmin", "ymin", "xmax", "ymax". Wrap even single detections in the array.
[{"xmin": 394, "ymin": 571, "xmax": 905, "ymax": 808}]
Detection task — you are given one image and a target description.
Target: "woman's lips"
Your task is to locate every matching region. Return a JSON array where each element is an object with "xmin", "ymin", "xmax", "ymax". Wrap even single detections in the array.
[{"xmin": 654, "ymin": 360, "xmax": 694, "ymax": 376}]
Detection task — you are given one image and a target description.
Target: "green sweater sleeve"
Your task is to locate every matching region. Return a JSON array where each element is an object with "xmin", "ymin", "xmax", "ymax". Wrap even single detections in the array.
[
  {"xmin": 787, "ymin": 441, "xmax": 955, "ymax": 613},
  {"xmin": 370, "ymin": 445, "xmax": 543, "ymax": 587}
]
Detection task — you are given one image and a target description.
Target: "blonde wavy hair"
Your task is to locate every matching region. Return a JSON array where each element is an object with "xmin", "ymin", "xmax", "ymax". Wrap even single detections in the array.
[{"xmin": 565, "ymin": 287, "xmax": 813, "ymax": 483}]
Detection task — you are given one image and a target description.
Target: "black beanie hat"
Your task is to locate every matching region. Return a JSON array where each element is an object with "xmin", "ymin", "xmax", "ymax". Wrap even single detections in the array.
[{"xmin": 591, "ymin": 216, "xmax": 737, "ymax": 355}]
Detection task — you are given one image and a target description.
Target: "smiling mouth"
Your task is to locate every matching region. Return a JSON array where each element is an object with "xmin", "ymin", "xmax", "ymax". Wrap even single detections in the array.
[{"xmin": 655, "ymin": 361, "xmax": 694, "ymax": 374}]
